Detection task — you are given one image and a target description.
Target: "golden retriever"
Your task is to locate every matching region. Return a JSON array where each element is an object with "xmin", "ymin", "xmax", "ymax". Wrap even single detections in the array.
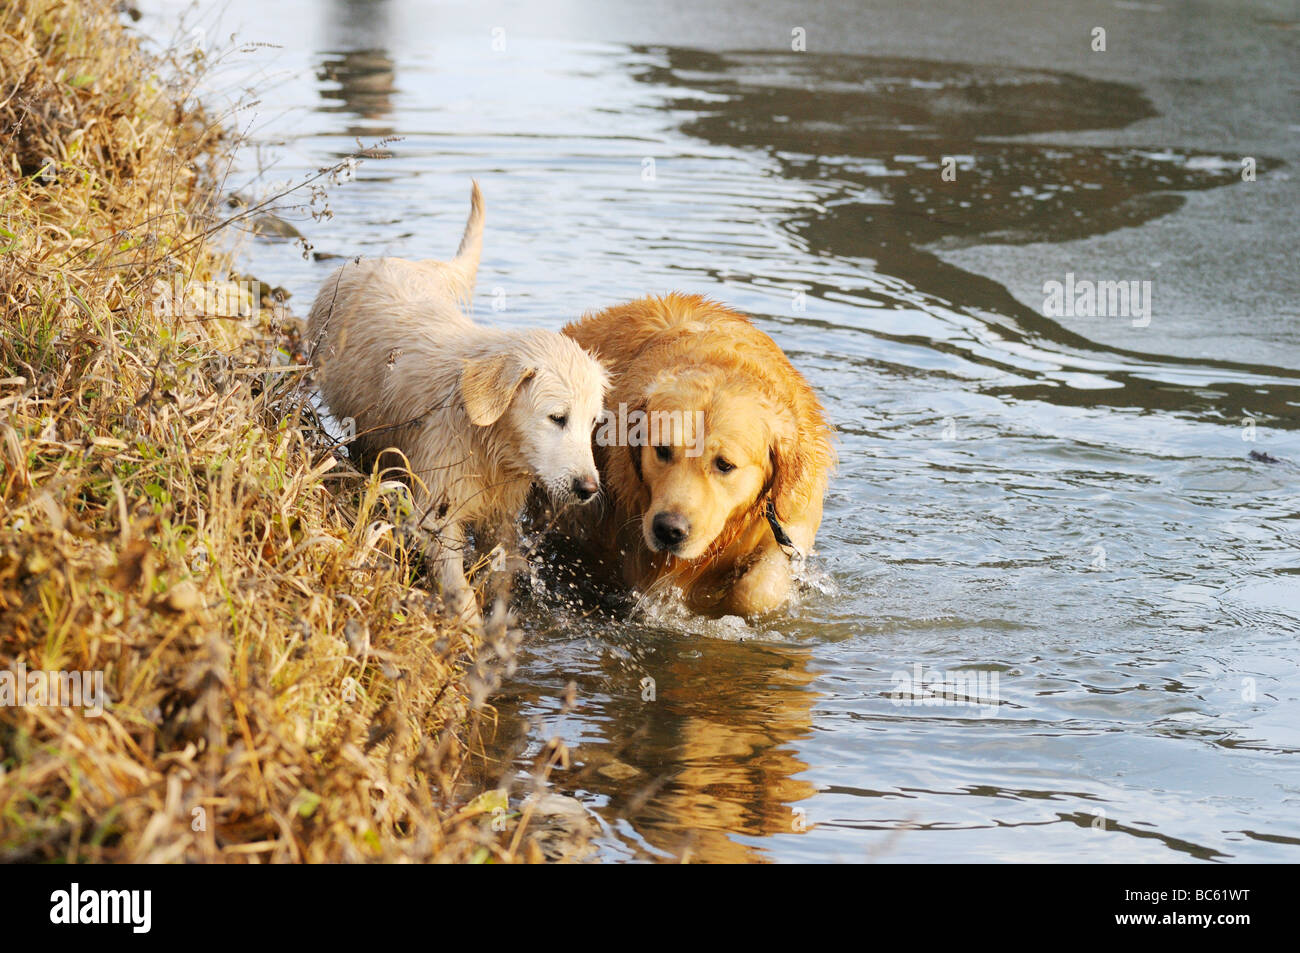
[
  {"xmin": 307, "ymin": 183, "xmax": 609, "ymax": 630},
  {"xmin": 560, "ymin": 293, "xmax": 834, "ymax": 616}
]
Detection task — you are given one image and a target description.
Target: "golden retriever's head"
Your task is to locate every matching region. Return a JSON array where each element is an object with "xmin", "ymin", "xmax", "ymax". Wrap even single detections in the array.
[{"xmin": 630, "ymin": 367, "xmax": 810, "ymax": 560}]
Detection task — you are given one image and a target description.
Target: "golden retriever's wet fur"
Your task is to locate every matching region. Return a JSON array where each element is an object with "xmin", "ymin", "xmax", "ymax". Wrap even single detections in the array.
[{"xmin": 561, "ymin": 294, "xmax": 835, "ymax": 616}]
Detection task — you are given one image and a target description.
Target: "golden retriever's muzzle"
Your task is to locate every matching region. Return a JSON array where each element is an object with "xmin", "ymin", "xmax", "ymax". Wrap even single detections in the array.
[{"xmin": 650, "ymin": 511, "xmax": 689, "ymax": 551}]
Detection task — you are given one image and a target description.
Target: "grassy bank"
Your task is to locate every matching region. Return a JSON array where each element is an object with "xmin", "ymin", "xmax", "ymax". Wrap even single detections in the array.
[{"xmin": 0, "ymin": 0, "xmax": 551, "ymax": 863}]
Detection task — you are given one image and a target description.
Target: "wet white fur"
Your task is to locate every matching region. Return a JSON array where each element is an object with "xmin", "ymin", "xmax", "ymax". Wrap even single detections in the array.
[{"xmin": 306, "ymin": 183, "xmax": 608, "ymax": 629}]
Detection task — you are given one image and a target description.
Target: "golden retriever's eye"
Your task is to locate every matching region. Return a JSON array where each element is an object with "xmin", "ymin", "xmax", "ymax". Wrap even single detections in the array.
[
  {"xmin": 549, "ymin": 413, "xmax": 568, "ymax": 427},
  {"xmin": 715, "ymin": 457, "xmax": 735, "ymax": 474},
  {"xmin": 655, "ymin": 444, "xmax": 673, "ymax": 463}
]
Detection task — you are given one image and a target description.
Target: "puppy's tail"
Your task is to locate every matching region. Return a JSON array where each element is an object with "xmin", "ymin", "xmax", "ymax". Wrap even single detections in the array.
[{"xmin": 445, "ymin": 180, "xmax": 484, "ymax": 304}]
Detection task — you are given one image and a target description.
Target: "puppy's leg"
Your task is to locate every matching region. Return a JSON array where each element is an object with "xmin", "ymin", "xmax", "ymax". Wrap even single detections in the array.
[
  {"xmin": 481, "ymin": 522, "xmax": 524, "ymax": 640},
  {"xmin": 429, "ymin": 521, "xmax": 484, "ymax": 634}
]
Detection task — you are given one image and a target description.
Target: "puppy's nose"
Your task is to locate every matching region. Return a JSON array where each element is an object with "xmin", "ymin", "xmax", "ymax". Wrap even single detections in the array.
[
  {"xmin": 572, "ymin": 475, "xmax": 599, "ymax": 501},
  {"xmin": 652, "ymin": 512, "xmax": 689, "ymax": 548}
]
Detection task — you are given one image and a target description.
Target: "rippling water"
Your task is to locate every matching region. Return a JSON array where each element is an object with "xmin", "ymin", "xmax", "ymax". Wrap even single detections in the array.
[{"xmin": 156, "ymin": 0, "xmax": 1300, "ymax": 861}]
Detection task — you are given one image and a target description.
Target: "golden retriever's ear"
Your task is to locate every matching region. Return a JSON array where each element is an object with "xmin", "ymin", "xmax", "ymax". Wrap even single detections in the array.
[
  {"xmin": 626, "ymin": 398, "xmax": 647, "ymax": 484},
  {"xmin": 767, "ymin": 405, "xmax": 829, "ymax": 525},
  {"xmin": 461, "ymin": 354, "xmax": 533, "ymax": 426}
]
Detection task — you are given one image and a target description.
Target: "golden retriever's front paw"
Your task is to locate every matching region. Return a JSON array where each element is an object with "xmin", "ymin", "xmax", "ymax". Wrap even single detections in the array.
[{"xmin": 727, "ymin": 551, "xmax": 793, "ymax": 617}]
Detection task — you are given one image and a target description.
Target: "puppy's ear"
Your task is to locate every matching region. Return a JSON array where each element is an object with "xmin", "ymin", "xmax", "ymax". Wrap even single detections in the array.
[{"xmin": 461, "ymin": 354, "xmax": 533, "ymax": 426}]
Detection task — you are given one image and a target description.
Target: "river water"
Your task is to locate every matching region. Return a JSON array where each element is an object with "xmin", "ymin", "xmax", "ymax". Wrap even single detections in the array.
[{"xmin": 145, "ymin": 0, "xmax": 1300, "ymax": 862}]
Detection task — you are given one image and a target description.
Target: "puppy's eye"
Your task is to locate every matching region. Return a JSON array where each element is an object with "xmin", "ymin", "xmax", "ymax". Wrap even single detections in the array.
[
  {"xmin": 655, "ymin": 444, "xmax": 673, "ymax": 463},
  {"xmin": 715, "ymin": 457, "xmax": 736, "ymax": 474},
  {"xmin": 549, "ymin": 413, "xmax": 568, "ymax": 427}
]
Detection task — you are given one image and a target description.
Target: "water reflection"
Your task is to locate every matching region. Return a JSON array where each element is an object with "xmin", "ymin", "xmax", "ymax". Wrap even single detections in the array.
[
  {"xmin": 318, "ymin": 0, "xmax": 396, "ymax": 136},
  {"xmin": 477, "ymin": 617, "xmax": 820, "ymax": 862},
  {"xmin": 318, "ymin": 50, "xmax": 397, "ymax": 132},
  {"xmin": 633, "ymin": 49, "xmax": 1300, "ymax": 431},
  {"xmin": 641, "ymin": 50, "xmax": 1276, "ymax": 251}
]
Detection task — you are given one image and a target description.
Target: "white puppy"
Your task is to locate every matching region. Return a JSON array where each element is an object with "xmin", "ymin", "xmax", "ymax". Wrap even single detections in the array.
[{"xmin": 307, "ymin": 183, "xmax": 608, "ymax": 630}]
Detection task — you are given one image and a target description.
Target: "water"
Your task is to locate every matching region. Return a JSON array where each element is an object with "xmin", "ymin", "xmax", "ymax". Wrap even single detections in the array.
[{"xmin": 154, "ymin": 0, "xmax": 1300, "ymax": 862}]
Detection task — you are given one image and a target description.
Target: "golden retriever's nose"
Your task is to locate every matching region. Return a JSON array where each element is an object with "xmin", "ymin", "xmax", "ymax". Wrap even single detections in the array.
[
  {"xmin": 572, "ymin": 475, "xmax": 599, "ymax": 501},
  {"xmin": 652, "ymin": 512, "xmax": 689, "ymax": 548}
]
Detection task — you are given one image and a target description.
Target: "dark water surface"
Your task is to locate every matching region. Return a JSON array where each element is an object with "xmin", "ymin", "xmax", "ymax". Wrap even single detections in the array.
[{"xmin": 148, "ymin": 0, "xmax": 1300, "ymax": 861}]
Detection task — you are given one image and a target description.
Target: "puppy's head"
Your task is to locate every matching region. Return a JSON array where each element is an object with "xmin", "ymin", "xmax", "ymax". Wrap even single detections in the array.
[
  {"xmin": 632, "ymin": 368, "xmax": 797, "ymax": 560},
  {"xmin": 461, "ymin": 332, "xmax": 608, "ymax": 505}
]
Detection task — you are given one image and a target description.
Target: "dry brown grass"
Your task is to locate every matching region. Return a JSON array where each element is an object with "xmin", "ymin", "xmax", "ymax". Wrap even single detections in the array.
[{"xmin": 0, "ymin": 0, "xmax": 577, "ymax": 863}]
